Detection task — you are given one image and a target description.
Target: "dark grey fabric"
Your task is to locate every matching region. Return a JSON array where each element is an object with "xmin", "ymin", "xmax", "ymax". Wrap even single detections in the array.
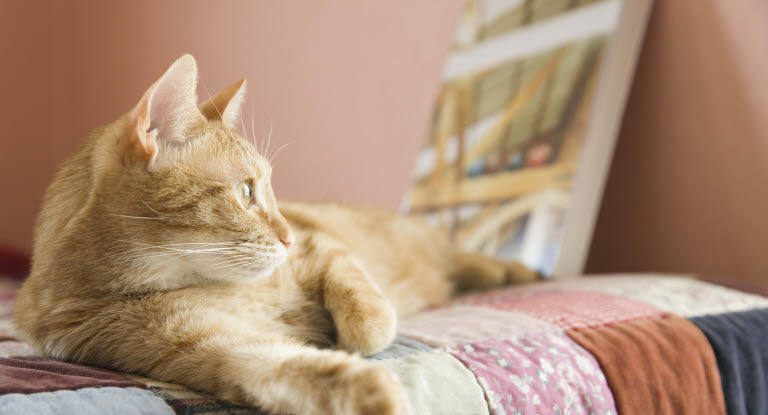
[{"xmin": 691, "ymin": 308, "xmax": 768, "ymax": 415}]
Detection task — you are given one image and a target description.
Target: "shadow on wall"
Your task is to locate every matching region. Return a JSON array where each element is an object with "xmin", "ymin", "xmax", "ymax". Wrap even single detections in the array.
[{"xmin": 586, "ymin": 0, "xmax": 768, "ymax": 286}]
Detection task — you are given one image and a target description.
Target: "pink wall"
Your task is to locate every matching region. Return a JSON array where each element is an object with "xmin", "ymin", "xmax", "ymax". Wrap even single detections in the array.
[
  {"xmin": 586, "ymin": 0, "xmax": 768, "ymax": 288},
  {"xmin": 4, "ymin": 1, "xmax": 768, "ymax": 287},
  {"xmin": 0, "ymin": 0, "xmax": 464, "ymax": 255}
]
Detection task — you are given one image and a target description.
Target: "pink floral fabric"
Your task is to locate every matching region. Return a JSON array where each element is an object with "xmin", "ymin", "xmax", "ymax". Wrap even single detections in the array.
[{"xmin": 447, "ymin": 333, "xmax": 617, "ymax": 415}]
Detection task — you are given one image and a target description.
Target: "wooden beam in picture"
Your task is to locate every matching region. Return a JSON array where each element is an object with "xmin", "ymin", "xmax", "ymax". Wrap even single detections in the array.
[
  {"xmin": 411, "ymin": 111, "xmax": 500, "ymax": 183},
  {"xmin": 486, "ymin": 188, "xmax": 569, "ymax": 255},
  {"xmin": 461, "ymin": 50, "xmax": 565, "ymax": 171},
  {"xmin": 449, "ymin": 77, "xmax": 476, "ymax": 238},
  {"xmin": 430, "ymin": 86, "xmax": 459, "ymax": 190},
  {"xmin": 454, "ymin": 77, "xmax": 473, "ymax": 182},
  {"xmin": 549, "ymin": 43, "xmax": 602, "ymax": 164},
  {"xmin": 459, "ymin": 191, "xmax": 545, "ymax": 252},
  {"xmin": 517, "ymin": 188, "xmax": 570, "ymax": 269},
  {"xmin": 492, "ymin": 216, "xmax": 525, "ymax": 253},
  {"xmin": 495, "ymin": 187, "xmax": 570, "ymax": 250},
  {"xmin": 442, "ymin": 0, "xmax": 621, "ymax": 82},
  {"xmin": 454, "ymin": 204, "xmax": 502, "ymax": 246},
  {"xmin": 557, "ymin": 53, "xmax": 603, "ymax": 164},
  {"xmin": 409, "ymin": 160, "xmax": 575, "ymax": 210}
]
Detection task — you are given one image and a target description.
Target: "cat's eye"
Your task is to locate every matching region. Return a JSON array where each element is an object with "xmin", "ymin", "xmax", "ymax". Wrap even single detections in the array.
[{"xmin": 236, "ymin": 181, "xmax": 253, "ymax": 207}]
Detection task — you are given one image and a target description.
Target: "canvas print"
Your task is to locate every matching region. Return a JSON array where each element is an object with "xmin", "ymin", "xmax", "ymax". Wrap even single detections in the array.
[{"xmin": 404, "ymin": 0, "xmax": 631, "ymax": 276}]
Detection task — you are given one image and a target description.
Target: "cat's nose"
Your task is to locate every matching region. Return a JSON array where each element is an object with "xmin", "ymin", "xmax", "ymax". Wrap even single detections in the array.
[
  {"xmin": 280, "ymin": 231, "xmax": 295, "ymax": 248},
  {"xmin": 272, "ymin": 214, "xmax": 295, "ymax": 248}
]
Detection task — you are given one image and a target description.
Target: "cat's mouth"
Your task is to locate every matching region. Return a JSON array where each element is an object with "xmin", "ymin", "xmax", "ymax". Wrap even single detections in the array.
[
  {"xmin": 245, "ymin": 264, "xmax": 279, "ymax": 280},
  {"xmin": 218, "ymin": 245, "xmax": 288, "ymax": 280},
  {"xmin": 235, "ymin": 260, "xmax": 282, "ymax": 281}
]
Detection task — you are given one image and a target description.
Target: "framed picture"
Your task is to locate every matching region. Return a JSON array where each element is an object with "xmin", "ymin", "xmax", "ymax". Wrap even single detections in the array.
[{"xmin": 403, "ymin": 0, "xmax": 652, "ymax": 277}]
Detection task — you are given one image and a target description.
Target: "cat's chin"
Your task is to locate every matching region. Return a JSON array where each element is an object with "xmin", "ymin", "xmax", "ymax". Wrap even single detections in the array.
[
  {"xmin": 230, "ymin": 256, "xmax": 287, "ymax": 283},
  {"xmin": 145, "ymin": 255, "xmax": 285, "ymax": 289},
  {"xmin": 240, "ymin": 265, "xmax": 279, "ymax": 281}
]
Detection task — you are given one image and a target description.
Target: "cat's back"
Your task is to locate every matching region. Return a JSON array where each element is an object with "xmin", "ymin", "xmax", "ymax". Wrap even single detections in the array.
[
  {"xmin": 15, "ymin": 136, "xmax": 98, "ymax": 329},
  {"xmin": 34, "ymin": 137, "xmax": 97, "ymax": 251},
  {"xmin": 278, "ymin": 201, "xmax": 454, "ymax": 315},
  {"xmin": 279, "ymin": 201, "xmax": 446, "ymax": 253}
]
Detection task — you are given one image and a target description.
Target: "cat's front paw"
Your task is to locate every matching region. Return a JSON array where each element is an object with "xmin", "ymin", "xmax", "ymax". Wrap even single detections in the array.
[
  {"xmin": 334, "ymin": 294, "xmax": 397, "ymax": 356},
  {"xmin": 339, "ymin": 363, "xmax": 411, "ymax": 415}
]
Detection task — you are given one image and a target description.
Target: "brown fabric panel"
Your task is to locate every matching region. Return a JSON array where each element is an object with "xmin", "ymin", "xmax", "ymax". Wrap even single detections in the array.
[
  {"xmin": 0, "ymin": 356, "xmax": 145, "ymax": 394},
  {"xmin": 568, "ymin": 315, "xmax": 726, "ymax": 415}
]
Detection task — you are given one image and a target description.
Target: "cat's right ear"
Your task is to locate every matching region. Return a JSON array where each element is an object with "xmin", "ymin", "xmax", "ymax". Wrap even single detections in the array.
[
  {"xmin": 199, "ymin": 79, "xmax": 247, "ymax": 129},
  {"xmin": 128, "ymin": 54, "xmax": 202, "ymax": 162}
]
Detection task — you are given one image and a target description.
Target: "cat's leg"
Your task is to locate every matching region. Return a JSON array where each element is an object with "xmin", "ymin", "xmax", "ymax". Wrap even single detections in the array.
[
  {"xmin": 322, "ymin": 255, "xmax": 398, "ymax": 355},
  {"xmin": 219, "ymin": 340, "xmax": 410, "ymax": 415},
  {"xmin": 39, "ymin": 301, "xmax": 409, "ymax": 415},
  {"xmin": 145, "ymin": 338, "xmax": 409, "ymax": 414},
  {"xmin": 449, "ymin": 250, "xmax": 541, "ymax": 291},
  {"xmin": 302, "ymin": 236, "xmax": 397, "ymax": 356}
]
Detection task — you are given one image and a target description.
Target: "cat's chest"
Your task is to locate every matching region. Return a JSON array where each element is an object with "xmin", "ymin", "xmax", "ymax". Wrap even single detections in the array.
[{"xmin": 196, "ymin": 279, "xmax": 334, "ymax": 341}]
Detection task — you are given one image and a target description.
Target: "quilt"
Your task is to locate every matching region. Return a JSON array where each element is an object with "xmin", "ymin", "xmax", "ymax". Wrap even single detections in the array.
[{"xmin": 0, "ymin": 274, "xmax": 766, "ymax": 415}]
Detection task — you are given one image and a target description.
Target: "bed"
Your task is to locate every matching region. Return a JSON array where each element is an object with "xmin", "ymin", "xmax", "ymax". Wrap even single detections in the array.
[{"xmin": 0, "ymin": 274, "xmax": 765, "ymax": 415}]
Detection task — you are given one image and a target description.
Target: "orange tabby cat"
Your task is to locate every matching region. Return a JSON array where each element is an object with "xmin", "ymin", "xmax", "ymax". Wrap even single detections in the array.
[{"xmin": 13, "ymin": 55, "xmax": 537, "ymax": 415}]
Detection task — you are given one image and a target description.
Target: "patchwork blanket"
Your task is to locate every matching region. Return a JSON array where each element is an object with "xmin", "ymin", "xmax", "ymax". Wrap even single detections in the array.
[{"xmin": 0, "ymin": 274, "xmax": 766, "ymax": 415}]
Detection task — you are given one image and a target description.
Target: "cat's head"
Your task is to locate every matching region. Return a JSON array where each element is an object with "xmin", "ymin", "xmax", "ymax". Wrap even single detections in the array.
[{"xmin": 90, "ymin": 55, "xmax": 294, "ymax": 289}]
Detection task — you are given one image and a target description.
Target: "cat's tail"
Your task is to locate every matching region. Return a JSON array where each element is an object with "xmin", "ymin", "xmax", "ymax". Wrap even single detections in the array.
[{"xmin": 448, "ymin": 250, "xmax": 541, "ymax": 292}]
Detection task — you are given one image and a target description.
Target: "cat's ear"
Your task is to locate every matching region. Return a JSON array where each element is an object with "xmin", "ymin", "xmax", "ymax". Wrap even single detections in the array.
[
  {"xmin": 129, "ymin": 54, "xmax": 201, "ymax": 161},
  {"xmin": 199, "ymin": 79, "xmax": 247, "ymax": 129}
]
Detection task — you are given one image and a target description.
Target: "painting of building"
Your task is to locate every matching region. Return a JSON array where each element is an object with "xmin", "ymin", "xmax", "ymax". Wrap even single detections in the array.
[{"xmin": 404, "ymin": 0, "xmax": 647, "ymax": 276}]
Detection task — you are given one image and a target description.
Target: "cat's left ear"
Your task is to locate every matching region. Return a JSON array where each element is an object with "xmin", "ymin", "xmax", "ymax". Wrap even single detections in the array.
[
  {"xmin": 129, "ymin": 54, "xmax": 202, "ymax": 162},
  {"xmin": 199, "ymin": 79, "xmax": 247, "ymax": 129}
]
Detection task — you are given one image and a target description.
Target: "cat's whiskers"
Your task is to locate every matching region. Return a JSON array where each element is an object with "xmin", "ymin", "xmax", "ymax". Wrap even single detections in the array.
[
  {"xmin": 112, "ymin": 240, "xmax": 277, "ymax": 275},
  {"xmin": 264, "ymin": 119, "xmax": 274, "ymax": 159},
  {"xmin": 110, "ymin": 248, "xmax": 228, "ymax": 263},
  {"xmin": 221, "ymin": 259, "xmax": 263, "ymax": 279},
  {"xmin": 160, "ymin": 242, "xmax": 241, "ymax": 246},
  {"xmin": 121, "ymin": 240, "xmax": 243, "ymax": 252},
  {"xmin": 130, "ymin": 246, "xmax": 238, "ymax": 256},
  {"xmin": 113, "ymin": 241, "xmax": 245, "ymax": 264},
  {"xmin": 121, "ymin": 247, "xmax": 241, "ymax": 262},
  {"xmin": 128, "ymin": 242, "xmax": 243, "ymax": 249},
  {"xmin": 120, "ymin": 250, "xmax": 254, "ymax": 278},
  {"xmin": 268, "ymin": 140, "xmax": 293, "ymax": 164},
  {"xmin": 112, "ymin": 241, "xmax": 270, "ymax": 263},
  {"xmin": 238, "ymin": 108, "xmax": 258, "ymax": 151},
  {"xmin": 106, "ymin": 201, "xmax": 177, "ymax": 222},
  {"xmin": 204, "ymin": 247, "xmax": 286, "ymax": 277},
  {"xmin": 140, "ymin": 200, "xmax": 175, "ymax": 221},
  {"xmin": 200, "ymin": 256, "xmax": 254, "ymax": 272},
  {"xmin": 253, "ymin": 113, "xmax": 262, "ymax": 155},
  {"xmin": 201, "ymin": 81, "xmax": 241, "ymax": 149},
  {"xmin": 112, "ymin": 249, "xmax": 232, "ymax": 267},
  {"xmin": 107, "ymin": 214, "xmax": 164, "ymax": 221},
  {"xmin": 201, "ymin": 256, "xmax": 256, "ymax": 273}
]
